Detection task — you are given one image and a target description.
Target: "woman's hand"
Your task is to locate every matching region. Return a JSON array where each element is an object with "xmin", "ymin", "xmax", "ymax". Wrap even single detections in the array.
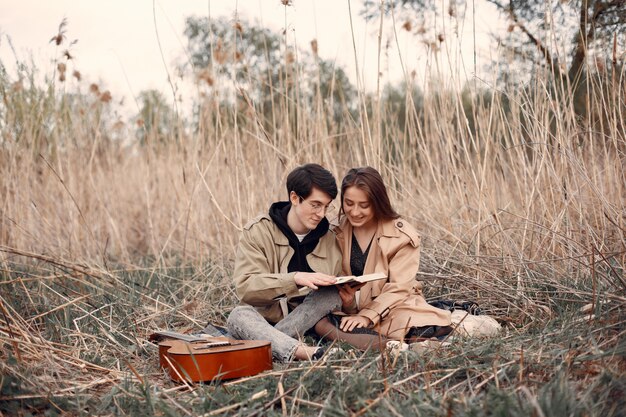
[
  {"xmin": 340, "ymin": 315, "xmax": 372, "ymax": 332},
  {"xmin": 337, "ymin": 284, "xmax": 358, "ymax": 309}
]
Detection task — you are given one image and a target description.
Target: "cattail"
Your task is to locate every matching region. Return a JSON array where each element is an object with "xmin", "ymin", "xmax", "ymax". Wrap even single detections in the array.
[
  {"xmin": 73, "ymin": 70, "xmax": 81, "ymax": 81},
  {"xmin": 100, "ymin": 90, "xmax": 112, "ymax": 103},
  {"xmin": 281, "ymin": 0, "xmax": 292, "ymax": 5},
  {"xmin": 507, "ymin": 24, "xmax": 515, "ymax": 33},
  {"xmin": 402, "ymin": 20, "xmax": 412, "ymax": 32},
  {"xmin": 233, "ymin": 21, "xmax": 243, "ymax": 33},
  {"xmin": 437, "ymin": 33, "xmax": 445, "ymax": 43},
  {"xmin": 595, "ymin": 57, "xmax": 605, "ymax": 73},
  {"xmin": 423, "ymin": 40, "xmax": 440, "ymax": 52},
  {"xmin": 310, "ymin": 39, "xmax": 318, "ymax": 56},
  {"xmin": 89, "ymin": 83, "xmax": 100, "ymax": 95},
  {"xmin": 50, "ymin": 18, "xmax": 67, "ymax": 45},
  {"xmin": 214, "ymin": 39, "xmax": 227, "ymax": 65},
  {"xmin": 286, "ymin": 51, "xmax": 295, "ymax": 64},
  {"xmin": 57, "ymin": 62, "xmax": 66, "ymax": 73},
  {"xmin": 59, "ymin": 73, "xmax": 66, "ymax": 82},
  {"xmin": 50, "ymin": 34, "xmax": 64, "ymax": 46},
  {"xmin": 448, "ymin": 4, "xmax": 457, "ymax": 17},
  {"xmin": 197, "ymin": 68, "xmax": 214, "ymax": 86}
]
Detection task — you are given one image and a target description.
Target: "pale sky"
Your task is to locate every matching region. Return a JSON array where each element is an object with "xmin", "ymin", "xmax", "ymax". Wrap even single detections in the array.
[{"xmin": 0, "ymin": 0, "xmax": 501, "ymax": 117}]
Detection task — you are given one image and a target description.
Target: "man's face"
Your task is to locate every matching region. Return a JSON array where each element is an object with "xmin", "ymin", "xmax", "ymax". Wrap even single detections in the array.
[{"xmin": 289, "ymin": 187, "xmax": 333, "ymax": 233}]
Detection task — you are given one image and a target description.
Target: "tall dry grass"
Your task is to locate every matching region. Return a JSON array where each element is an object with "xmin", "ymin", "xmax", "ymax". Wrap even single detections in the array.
[
  {"xmin": 0, "ymin": 22, "xmax": 625, "ymax": 415},
  {"xmin": 1, "ymin": 54, "xmax": 623, "ymax": 299}
]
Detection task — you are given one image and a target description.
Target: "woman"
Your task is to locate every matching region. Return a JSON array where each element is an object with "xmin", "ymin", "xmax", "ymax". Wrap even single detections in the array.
[{"xmin": 315, "ymin": 167, "xmax": 452, "ymax": 349}]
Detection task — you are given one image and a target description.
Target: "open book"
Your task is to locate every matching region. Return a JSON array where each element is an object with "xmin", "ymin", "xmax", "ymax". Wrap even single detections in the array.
[{"xmin": 335, "ymin": 272, "xmax": 387, "ymax": 286}]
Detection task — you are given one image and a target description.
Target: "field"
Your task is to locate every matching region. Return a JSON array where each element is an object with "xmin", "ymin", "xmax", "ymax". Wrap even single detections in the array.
[{"xmin": 1, "ymin": 24, "xmax": 625, "ymax": 416}]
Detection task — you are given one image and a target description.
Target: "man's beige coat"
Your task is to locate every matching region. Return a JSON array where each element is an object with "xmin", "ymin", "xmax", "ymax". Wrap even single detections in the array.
[{"xmin": 233, "ymin": 213, "xmax": 343, "ymax": 324}]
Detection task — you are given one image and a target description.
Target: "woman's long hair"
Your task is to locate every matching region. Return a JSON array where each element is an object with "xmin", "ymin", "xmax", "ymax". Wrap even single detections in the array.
[{"xmin": 340, "ymin": 167, "xmax": 400, "ymax": 221}]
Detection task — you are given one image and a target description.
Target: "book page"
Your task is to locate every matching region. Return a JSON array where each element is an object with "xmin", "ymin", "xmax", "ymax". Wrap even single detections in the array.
[{"xmin": 335, "ymin": 272, "xmax": 387, "ymax": 285}]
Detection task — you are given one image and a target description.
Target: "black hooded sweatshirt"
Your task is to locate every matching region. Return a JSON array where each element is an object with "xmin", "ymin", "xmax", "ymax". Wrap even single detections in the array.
[{"xmin": 268, "ymin": 201, "xmax": 330, "ymax": 273}]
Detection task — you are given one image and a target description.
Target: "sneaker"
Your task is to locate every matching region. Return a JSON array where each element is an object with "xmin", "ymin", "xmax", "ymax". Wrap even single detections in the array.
[
  {"xmin": 405, "ymin": 325, "xmax": 453, "ymax": 343},
  {"xmin": 311, "ymin": 346, "xmax": 326, "ymax": 361},
  {"xmin": 405, "ymin": 325, "xmax": 436, "ymax": 340},
  {"xmin": 386, "ymin": 340, "xmax": 409, "ymax": 354},
  {"xmin": 311, "ymin": 346, "xmax": 344, "ymax": 362}
]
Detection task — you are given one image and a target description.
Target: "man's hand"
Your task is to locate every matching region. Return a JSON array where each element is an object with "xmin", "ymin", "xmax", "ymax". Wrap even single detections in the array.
[
  {"xmin": 340, "ymin": 315, "xmax": 372, "ymax": 332},
  {"xmin": 294, "ymin": 272, "xmax": 337, "ymax": 290}
]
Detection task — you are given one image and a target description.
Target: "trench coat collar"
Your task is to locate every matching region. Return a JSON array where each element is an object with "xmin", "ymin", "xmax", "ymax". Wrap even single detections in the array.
[{"xmin": 380, "ymin": 218, "xmax": 402, "ymax": 238}]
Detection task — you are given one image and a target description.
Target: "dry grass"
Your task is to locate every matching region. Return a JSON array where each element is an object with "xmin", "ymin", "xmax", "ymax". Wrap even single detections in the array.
[{"xmin": 1, "ymin": 20, "xmax": 625, "ymax": 415}]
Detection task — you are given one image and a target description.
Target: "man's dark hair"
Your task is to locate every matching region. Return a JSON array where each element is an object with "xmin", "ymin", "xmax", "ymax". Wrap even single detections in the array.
[{"xmin": 286, "ymin": 163, "xmax": 338, "ymax": 200}]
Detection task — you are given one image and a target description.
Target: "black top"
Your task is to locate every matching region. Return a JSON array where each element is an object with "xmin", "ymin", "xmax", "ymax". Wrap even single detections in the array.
[
  {"xmin": 350, "ymin": 232, "xmax": 374, "ymax": 276},
  {"xmin": 268, "ymin": 201, "xmax": 329, "ymax": 273}
]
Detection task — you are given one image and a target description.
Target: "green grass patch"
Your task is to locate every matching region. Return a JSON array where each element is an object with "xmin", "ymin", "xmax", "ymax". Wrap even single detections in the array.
[{"xmin": 1, "ymin": 262, "xmax": 624, "ymax": 416}]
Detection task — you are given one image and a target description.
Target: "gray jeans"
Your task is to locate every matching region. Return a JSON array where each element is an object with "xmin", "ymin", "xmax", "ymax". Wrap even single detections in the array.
[{"xmin": 227, "ymin": 286, "xmax": 341, "ymax": 362}]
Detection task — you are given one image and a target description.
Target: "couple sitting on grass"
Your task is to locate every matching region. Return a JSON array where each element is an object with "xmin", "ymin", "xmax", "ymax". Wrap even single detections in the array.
[{"xmin": 210, "ymin": 163, "xmax": 452, "ymax": 362}]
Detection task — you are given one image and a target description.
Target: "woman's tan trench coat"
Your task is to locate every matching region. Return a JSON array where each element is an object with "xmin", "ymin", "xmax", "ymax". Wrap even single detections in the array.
[{"xmin": 335, "ymin": 217, "xmax": 451, "ymax": 340}]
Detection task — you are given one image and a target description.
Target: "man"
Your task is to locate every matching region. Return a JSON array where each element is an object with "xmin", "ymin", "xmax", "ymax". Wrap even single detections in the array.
[{"xmin": 227, "ymin": 163, "xmax": 343, "ymax": 362}]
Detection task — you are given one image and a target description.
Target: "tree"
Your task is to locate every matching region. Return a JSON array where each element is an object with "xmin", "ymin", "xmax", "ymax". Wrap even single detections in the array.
[
  {"xmin": 377, "ymin": 81, "xmax": 423, "ymax": 133},
  {"xmin": 362, "ymin": 0, "xmax": 625, "ymax": 84},
  {"xmin": 183, "ymin": 17, "xmax": 283, "ymax": 101},
  {"xmin": 134, "ymin": 89, "xmax": 177, "ymax": 144},
  {"xmin": 182, "ymin": 16, "xmax": 357, "ymax": 133},
  {"xmin": 307, "ymin": 59, "xmax": 358, "ymax": 128}
]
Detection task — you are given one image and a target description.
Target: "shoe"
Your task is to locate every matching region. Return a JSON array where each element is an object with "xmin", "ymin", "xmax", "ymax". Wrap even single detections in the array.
[
  {"xmin": 428, "ymin": 300, "xmax": 482, "ymax": 315},
  {"xmin": 405, "ymin": 325, "xmax": 436, "ymax": 340},
  {"xmin": 311, "ymin": 346, "xmax": 326, "ymax": 360},
  {"xmin": 386, "ymin": 340, "xmax": 409, "ymax": 354},
  {"xmin": 405, "ymin": 325, "xmax": 453, "ymax": 342},
  {"xmin": 311, "ymin": 346, "xmax": 344, "ymax": 361},
  {"xmin": 433, "ymin": 325, "xmax": 453, "ymax": 339}
]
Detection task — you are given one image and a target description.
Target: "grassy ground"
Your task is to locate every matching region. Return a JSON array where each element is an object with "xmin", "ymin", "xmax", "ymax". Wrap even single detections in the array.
[
  {"xmin": 1, "ymin": 20, "xmax": 625, "ymax": 415},
  {"xmin": 0, "ymin": 256, "xmax": 624, "ymax": 416}
]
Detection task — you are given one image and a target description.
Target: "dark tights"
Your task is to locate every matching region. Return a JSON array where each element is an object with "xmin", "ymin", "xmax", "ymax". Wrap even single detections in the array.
[
  {"xmin": 314, "ymin": 317, "xmax": 390, "ymax": 351},
  {"xmin": 315, "ymin": 315, "xmax": 454, "ymax": 350}
]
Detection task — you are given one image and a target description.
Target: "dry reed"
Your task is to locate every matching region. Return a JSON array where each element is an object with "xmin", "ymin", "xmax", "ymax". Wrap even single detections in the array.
[{"xmin": 0, "ymin": 14, "xmax": 624, "ymax": 416}]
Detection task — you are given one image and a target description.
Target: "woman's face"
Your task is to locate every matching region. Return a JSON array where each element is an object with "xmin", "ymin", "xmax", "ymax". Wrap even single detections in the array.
[{"xmin": 342, "ymin": 186, "xmax": 376, "ymax": 229}]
